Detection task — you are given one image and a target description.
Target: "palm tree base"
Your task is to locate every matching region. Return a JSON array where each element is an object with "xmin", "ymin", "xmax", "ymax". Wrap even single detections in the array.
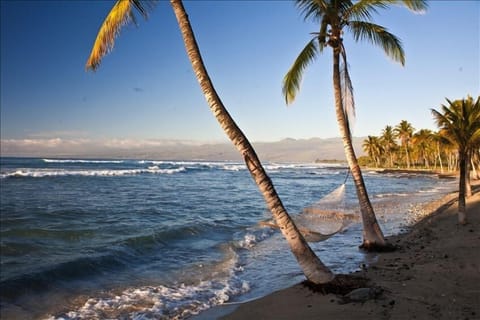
[
  {"xmin": 359, "ymin": 241, "xmax": 398, "ymax": 252},
  {"xmin": 302, "ymin": 274, "xmax": 370, "ymax": 295},
  {"xmin": 458, "ymin": 211, "xmax": 468, "ymax": 225}
]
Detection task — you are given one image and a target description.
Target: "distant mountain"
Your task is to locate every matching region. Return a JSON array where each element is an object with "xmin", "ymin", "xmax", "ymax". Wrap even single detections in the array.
[
  {"xmin": 1, "ymin": 137, "xmax": 366, "ymax": 162},
  {"xmin": 252, "ymin": 137, "xmax": 365, "ymax": 162}
]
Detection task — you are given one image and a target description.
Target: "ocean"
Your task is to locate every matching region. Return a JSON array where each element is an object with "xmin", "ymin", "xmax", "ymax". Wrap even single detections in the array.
[{"xmin": 0, "ymin": 157, "xmax": 456, "ymax": 319}]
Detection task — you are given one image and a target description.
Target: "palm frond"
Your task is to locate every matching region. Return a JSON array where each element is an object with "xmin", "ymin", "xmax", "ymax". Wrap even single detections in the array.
[
  {"xmin": 431, "ymin": 96, "xmax": 480, "ymax": 150},
  {"xmin": 344, "ymin": 0, "xmax": 387, "ymax": 21},
  {"xmin": 340, "ymin": 44, "xmax": 355, "ymax": 134},
  {"xmin": 396, "ymin": 0, "xmax": 428, "ymax": 14},
  {"xmin": 282, "ymin": 38, "xmax": 320, "ymax": 105},
  {"xmin": 295, "ymin": 0, "xmax": 328, "ymax": 22},
  {"xmin": 348, "ymin": 0, "xmax": 428, "ymax": 17},
  {"xmin": 431, "ymin": 108, "xmax": 459, "ymax": 147},
  {"xmin": 86, "ymin": 0, "xmax": 152, "ymax": 71},
  {"xmin": 347, "ymin": 20, "xmax": 405, "ymax": 65}
]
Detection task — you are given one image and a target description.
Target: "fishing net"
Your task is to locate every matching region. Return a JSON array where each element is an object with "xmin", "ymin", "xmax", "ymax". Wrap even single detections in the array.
[{"xmin": 260, "ymin": 170, "xmax": 358, "ymax": 242}]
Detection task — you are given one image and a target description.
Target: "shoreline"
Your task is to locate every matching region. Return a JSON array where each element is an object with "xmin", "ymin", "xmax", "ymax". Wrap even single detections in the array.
[
  {"xmin": 364, "ymin": 166, "xmax": 459, "ymax": 179},
  {"xmin": 215, "ymin": 181, "xmax": 480, "ymax": 320}
]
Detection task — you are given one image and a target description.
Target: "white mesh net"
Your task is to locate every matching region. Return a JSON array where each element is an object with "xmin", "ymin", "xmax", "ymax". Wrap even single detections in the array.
[{"xmin": 260, "ymin": 182, "xmax": 358, "ymax": 242}]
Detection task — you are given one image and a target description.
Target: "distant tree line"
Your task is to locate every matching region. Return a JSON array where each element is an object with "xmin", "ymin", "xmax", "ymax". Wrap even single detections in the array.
[{"xmin": 360, "ymin": 96, "xmax": 480, "ymax": 177}]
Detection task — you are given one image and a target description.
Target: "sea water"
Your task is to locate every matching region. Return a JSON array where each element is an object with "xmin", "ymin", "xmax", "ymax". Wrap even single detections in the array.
[{"xmin": 0, "ymin": 157, "xmax": 456, "ymax": 319}]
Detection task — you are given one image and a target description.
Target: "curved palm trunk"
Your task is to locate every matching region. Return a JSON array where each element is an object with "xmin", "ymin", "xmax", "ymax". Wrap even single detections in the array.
[
  {"xmin": 332, "ymin": 50, "xmax": 386, "ymax": 248},
  {"xmin": 170, "ymin": 0, "xmax": 333, "ymax": 284},
  {"xmin": 458, "ymin": 150, "xmax": 467, "ymax": 224}
]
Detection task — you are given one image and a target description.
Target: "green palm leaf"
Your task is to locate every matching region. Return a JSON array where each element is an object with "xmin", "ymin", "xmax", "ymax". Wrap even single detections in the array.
[
  {"xmin": 431, "ymin": 96, "xmax": 480, "ymax": 151},
  {"xmin": 395, "ymin": 0, "xmax": 428, "ymax": 13},
  {"xmin": 86, "ymin": 0, "xmax": 152, "ymax": 71},
  {"xmin": 295, "ymin": 0, "xmax": 328, "ymax": 22},
  {"xmin": 347, "ymin": 0, "xmax": 428, "ymax": 20},
  {"xmin": 345, "ymin": 0, "xmax": 388, "ymax": 21},
  {"xmin": 347, "ymin": 20, "xmax": 405, "ymax": 65},
  {"xmin": 282, "ymin": 38, "xmax": 320, "ymax": 104},
  {"xmin": 340, "ymin": 44, "xmax": 355, "ymax": 134}
]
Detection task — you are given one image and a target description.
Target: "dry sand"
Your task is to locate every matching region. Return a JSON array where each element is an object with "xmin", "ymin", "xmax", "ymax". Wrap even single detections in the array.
[{"xmin": 220, "ymin": 184, "xmax": 480, "ymax": 320}]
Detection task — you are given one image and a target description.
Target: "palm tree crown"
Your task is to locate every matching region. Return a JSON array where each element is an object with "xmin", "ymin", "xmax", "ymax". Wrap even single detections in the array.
[
  {"xmin": 283, "ymin": 0, "xmax": 427, "ymax": 106},
  {"xmin": 363, "ymin": 135, "xmax": 383, "ymax": 167},
  {"xmin": 394, "ymin": 120, "xmax": 414, "ymax": 168},
  {"xmin": 381, "ymin": 125, "xmax": 397, "ymax": 167},
  {"xmin": 432, "ymin": 96, "xmax": 480, "ymax": 153}
]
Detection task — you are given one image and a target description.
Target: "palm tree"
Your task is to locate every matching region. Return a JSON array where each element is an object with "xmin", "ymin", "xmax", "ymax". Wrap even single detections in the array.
[
  {"xmin": 86, "ymin": 0, "xmax": 334, "ymax": 284},
  {"xmin": 282, "ymin": 0, "xmax": 427, "ymax": 250},
  {"xmin": 363, "ymin": 136, "xmax": 383, "ymax": 167},
  {"xmin": 431, "ymin": 96, "xmax": 480, "ymax": 224},
  {"xmin": 431, "ymin": 131, "xmax": 447, "ymax": 172},
  {"xmin": 394, "ymin": 120, "xmax": 414, "ymax": 168},
  {"xmin": 412, "ymin": 129, "xmax": 434, "ymax": 169},
  {"xmin": 381, "ymin": 125, "xmax": 397, "ymax": 168}
]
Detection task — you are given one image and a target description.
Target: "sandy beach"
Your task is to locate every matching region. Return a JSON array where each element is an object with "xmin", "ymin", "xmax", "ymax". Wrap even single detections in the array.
[{"xmin": 220, "ymin": 181, "xmax": 480, "ymax": 320}]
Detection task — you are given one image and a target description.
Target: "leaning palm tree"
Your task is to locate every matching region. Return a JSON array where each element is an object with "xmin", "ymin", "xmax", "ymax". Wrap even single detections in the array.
[
  {"xmin": 86, "ymin": 0, "xmax": 334, "ymax": 284},
  {"xmin": 394, "ymin": 120, "xmax": 415, "ymax": 168},
  {"xmin": 282, "ymin": 0, "xmax": 427, "ymax": 250},
  {"xmin": 431, "ymin": 96, "xmax": 480, "ymax": 224}
]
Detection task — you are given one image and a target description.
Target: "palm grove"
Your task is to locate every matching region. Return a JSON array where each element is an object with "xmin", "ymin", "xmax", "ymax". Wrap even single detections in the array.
[
  {"xmin": 362, "ymin": 96, "xmax": 480, "ymax": 225},
  {"xmin": 86, "ymin": 0, "xmax": 477, "ymax": 286}
]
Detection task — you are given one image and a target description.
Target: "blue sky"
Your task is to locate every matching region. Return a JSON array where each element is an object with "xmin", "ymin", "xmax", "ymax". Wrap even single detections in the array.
[{"xmin": 1, "ymin": 0, "xmax": 479, "ymax": 154}]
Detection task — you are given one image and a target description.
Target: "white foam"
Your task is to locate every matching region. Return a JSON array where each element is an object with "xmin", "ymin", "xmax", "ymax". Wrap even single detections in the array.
[
  {"xmin": 46, "ymin": 247, "xmax": 249, "ymax": 320},
  {"xmin": 49, "ymin": 279, "xmax": 249, "ymax": 320},
  {"xmin": 221, "ymin": 164, "xmax": 246, "ymax": 171},
  {"xmin": 375, "ymin": 192, "xmax": 410, "ymax": 198},
  {"xmin": 42, "ymin": 159, "xmax": 124, "ymax": 164},
  {"xmin": 135, "ymin": 161, "xmax": 337, "ymax": 173},
  {"xmin": 235, "ymin": 228, "xmax": 274, "ymax": 249},
  {"xmin": 2, "ymin": 167, "xmax": 186, "ymax": 178}
]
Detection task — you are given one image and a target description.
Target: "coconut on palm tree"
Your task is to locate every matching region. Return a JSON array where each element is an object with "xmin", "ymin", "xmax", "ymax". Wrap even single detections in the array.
[
  {"xmin": 86, "ymin": 0, "xmax": 334, "ymax": 284},
  {"xmin": 282, "ymin": 0, "xmax": 427, "ymax": 250},
  {"xmin": 431, "ymin": 96, "xmax": 480, "ymax": 224}
]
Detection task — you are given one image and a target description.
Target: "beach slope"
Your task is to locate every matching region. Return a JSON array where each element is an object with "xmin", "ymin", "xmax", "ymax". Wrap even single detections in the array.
[{"xmin": 222, "ymin": 191, "xmax": 480, "ymax": 320}]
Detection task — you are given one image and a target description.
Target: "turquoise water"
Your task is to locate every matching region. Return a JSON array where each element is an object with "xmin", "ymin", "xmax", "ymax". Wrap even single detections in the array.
[{"xmin": 0, "ymin": 157, "xmax": 456, "ymax": 319}]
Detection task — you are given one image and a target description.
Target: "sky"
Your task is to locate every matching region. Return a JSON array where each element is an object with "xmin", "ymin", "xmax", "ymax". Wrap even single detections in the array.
[{"xmin": 1, "ymin": 0, "xmax": 479, "ymax": 156}]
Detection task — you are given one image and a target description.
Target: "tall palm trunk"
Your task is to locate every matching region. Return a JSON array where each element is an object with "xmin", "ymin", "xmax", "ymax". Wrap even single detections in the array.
[
  {"xmin": 458, "ymin": 150, "xmax": 467, "ymax": 224},
  {"xmin": 466, "ymin": 150, "xmax": 472, "ymax": 197},
  {"xmin": 437, "ymin": 142, "xmax": 444, "ymax": 173},
  {"xmin": 332, "ymin": 49, "xmax": 385, "ymax": 248},
  {"xmin": 471, "ymin": 157, "xmax": 479, "ymax": 179},
  {"xmin": 170, "ymin": 0, "xmax": 333, "ymax": 284},
  {"xmin": 404, "ymin": 143, "xmax": 410, "ymax": 168}
]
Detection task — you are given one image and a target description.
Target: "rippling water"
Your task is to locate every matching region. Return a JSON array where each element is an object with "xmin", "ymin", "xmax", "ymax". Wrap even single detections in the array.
[{"xmin": 0, "ymin": 157, "xmax": 456, "ymax": 319}]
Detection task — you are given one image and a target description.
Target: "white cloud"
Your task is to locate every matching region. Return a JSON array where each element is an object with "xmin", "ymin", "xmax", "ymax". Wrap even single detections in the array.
[{"xmin": 0, "ymin": 137, "xmax": 209, "ymax": 157}]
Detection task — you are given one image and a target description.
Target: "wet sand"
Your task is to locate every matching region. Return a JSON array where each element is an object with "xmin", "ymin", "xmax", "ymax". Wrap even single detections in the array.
[{"xmin": 220, "ymin": 182, "xmax": 480, "ymax": 320}]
